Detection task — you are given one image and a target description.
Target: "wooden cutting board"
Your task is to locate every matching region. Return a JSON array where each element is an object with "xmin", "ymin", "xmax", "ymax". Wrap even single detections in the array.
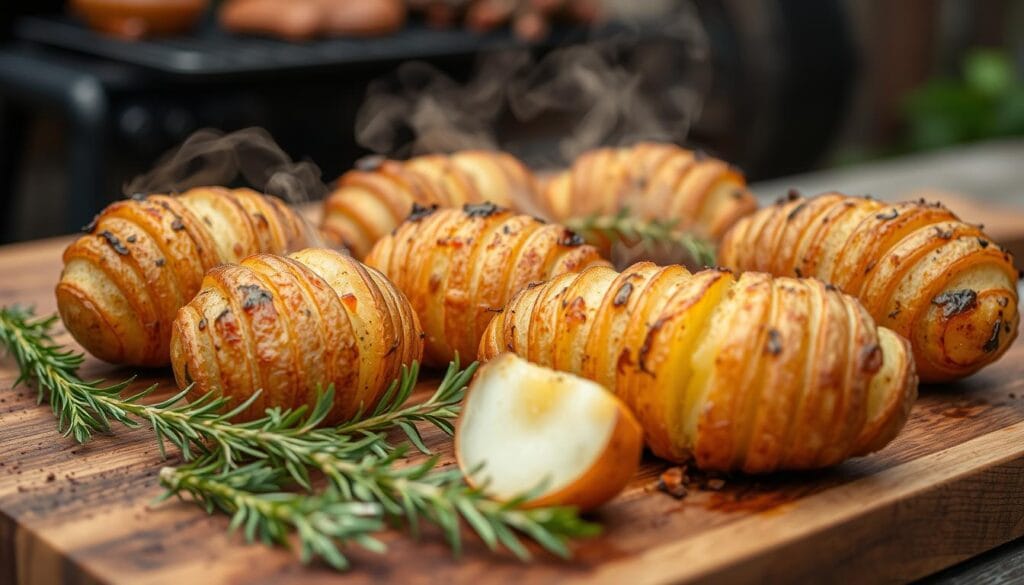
[{"xmin": 2, "ymin": 195, "xmax": 1024, "ymax": 585}]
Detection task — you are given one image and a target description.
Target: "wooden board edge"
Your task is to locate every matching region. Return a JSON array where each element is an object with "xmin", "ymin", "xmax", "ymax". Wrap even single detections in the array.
[{"xmin": 581, "ymin": 420, "xmax": 1024, "ymax": 585}]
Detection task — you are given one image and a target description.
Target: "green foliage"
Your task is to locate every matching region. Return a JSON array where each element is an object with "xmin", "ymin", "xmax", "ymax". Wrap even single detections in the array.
[
  {"xmin": 565, "ymin": 208, "xmax": 718, "ymax": 268},
  {"xmin": 904, "ymin": 49, "xmax": 1024, "ymax": 150}
]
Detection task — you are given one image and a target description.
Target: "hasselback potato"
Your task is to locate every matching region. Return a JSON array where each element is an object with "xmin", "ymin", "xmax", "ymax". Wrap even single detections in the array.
[
  {"xmin": 171, "ymin": 248, "xmax": 423, "ymax": 423},
  {"xmin": 322, "ymin": 151, "xmax": 538, "ymax": 259},
  {"xmin": 480, "ymin": 262, "xmax": 918, "ymax": 472},
  {"xmin": 56, "ymin": 187, "xmax": 313, "ymax": 367},
  {"xmin": 719, "ymin": 193, "xmax": 1020, "ymax": 382},
  {"xmin": 365, "ymin": 203, "xmax": 609, "ymax": 366},
  {"xmin": 538, "ymin": 142, "xmax": 758, "ymax": 241}
]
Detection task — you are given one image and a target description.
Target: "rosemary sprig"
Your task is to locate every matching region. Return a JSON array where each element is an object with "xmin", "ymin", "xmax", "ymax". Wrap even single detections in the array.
[
  {"xmin": 565, "ymin": 208, "xmax": 718, "ymax": 268},
  {"xmin": 2, "ymin": 306, "xmax": 599, "ymax": 569},
  {"xmin": 308, "ymin": 449, "xmax": 601, "ymax": 560},
  {"xmin": 0, "ymin": 306, "xmax": 138, "ymax": 443},
  {"xmin": 158, "ymin": 458, "xmax": 385, "ymax": 570}
]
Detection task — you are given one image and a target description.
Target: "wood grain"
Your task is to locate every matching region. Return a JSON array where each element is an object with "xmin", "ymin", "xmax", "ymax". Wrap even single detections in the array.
[{"xmin": 1, "ymin": 199, "xmax": 1023, "ymax": 585}]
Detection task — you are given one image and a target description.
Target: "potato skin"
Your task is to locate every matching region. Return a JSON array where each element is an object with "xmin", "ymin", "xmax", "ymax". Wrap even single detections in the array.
[
  {"xmin": 719, "ymin": 193, "xmax": 1020, "ymax": 382},
  {"xmin": 480, "ymin": 262, "xmax": 919, "ymax": 472},
  {"xmin": 170, "ymin": 248, "xmax": 423, "ymax": 423},
  {"xmin": 322, "ymin": 151, "xmax": 538, "ymax": 259},
  {"xmin": 365, "ymin": 204, "xmax": 609, "ymax": 366},
  {"xmin": 538, "ymin": 142, "xmax": 758, "ymax": 241},
  {"xmin": 55, "ymin": 187, "xmax": 313, "ymax": 367}
]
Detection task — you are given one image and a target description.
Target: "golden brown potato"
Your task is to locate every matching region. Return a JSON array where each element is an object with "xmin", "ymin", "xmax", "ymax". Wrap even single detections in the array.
[
  {"xmin": 56, "ymin": 187, "xmax": 313, "ymax": 367},
  {"xmin": 322, "ymin": 151, "xmax": 538, "ymax": 259},
  {"xmin": 718, "ymin": 193, "xmax": 1020, "ymax": 382},
  {"xmin": 171, "ymin": 248, "xmax": 423, "ymax": 423},
  {"xmin": 365, "ymin": 203, "xmax": 609, "ymax": 366},
  {"xmin": 480, "ymin": 262, "xmax": 918, "ymax": 472},
  {"xmin": 538, "ymin": 142, "xmax": 758, "ymax": 241}
]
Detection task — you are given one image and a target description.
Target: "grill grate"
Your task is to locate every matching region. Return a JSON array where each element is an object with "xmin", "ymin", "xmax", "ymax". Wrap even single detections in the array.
[{"xmin": 13, "ymin": 15, "xmax": 594, "ymax": 78}]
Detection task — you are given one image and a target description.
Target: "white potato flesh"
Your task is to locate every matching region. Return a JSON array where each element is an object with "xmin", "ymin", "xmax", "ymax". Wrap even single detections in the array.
[{"xmin": 458, "ymin": 354, "xmax": 619, "ymax": 500}]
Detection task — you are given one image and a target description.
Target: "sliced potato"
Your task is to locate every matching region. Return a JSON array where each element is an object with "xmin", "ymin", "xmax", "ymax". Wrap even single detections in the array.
[{"xmin": 456, "ymin": 353, "xmax": 642, "ymax": 512}]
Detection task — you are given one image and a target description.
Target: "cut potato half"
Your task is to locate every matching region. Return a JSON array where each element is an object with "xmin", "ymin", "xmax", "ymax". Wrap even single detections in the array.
[{"xmin": 456, "ymin": 353, "xmax": 642, "ymax": 511}]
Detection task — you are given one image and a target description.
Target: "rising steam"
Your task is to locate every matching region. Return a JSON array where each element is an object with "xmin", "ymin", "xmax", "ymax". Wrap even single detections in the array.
[
  {"xmin": 355, "ymin": 1, "xmax": 710, "ymax": 167},
  {"xmin": 124, "ymin": 127, "xmax": 328, "ymax": 205}
]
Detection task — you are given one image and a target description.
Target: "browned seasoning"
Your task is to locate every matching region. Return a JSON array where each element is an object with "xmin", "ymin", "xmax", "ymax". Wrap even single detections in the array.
[
  {"xmin": 765, "ymin": 328, "xmax": 783, "ymax": 355},
  {"xmin": 98, "ymin": 231, "xmax": 129, "ymax": 255},
  {"xmin": 864, "ymin": 259, "xmax": 877, "ymax": 274},
  {"xmin": 463, "ymin": 201, "xmax": 501, "ymax": 218},
  {"xmin": 126, "ymin": 235, "xmax": 137, "ymax": 244},
  {"xmin": 155, "ymin": 258, "xmax": 166, "ymax": 267},
  {"xmin": 408, "ymin": 202, "xmax": 437, "ymax": 222},
  {"xmin": 932, "ymin": 289, "xmax": 978, "ymax": 318},
  {"xmin": 978, "ymin": 238, "xmax": 990, "ymax": 248},
  {"xmin": 559, "ymin": 230, "xmax": 585, "ymax": 247},
  {"xmin": 613, "ymin": 282, "xmax": 634, "ymax": 306},
  {"xmin": 983, "ymin": 318, "xmax": 1003, "ymax": 353},
  {"xmin": 786, "ymin": 202, "xmax": 808, "ymax": 222},
  {"xmin": 197, "ymin": 318, "xmax": 207, "ymax": 331},
  {"xmin": 170, "ymin": 218, "xmax": 185, "ymax": 231},
  {"xmin": 238, "ymin": 284, "xmax": 273, "ymax": 310},
  {"xmin": 876, "ymin": 209, "xmax": 899, "ymax": 221},
  {"xmin": 932, "ymin": 226, "xmax": 953, "ymax": 240}
]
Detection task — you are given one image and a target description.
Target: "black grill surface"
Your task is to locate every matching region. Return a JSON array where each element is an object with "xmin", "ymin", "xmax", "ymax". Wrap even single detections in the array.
[{"xmin": 14, "ymin": 15, "xmax": 594, "ymax": 78}]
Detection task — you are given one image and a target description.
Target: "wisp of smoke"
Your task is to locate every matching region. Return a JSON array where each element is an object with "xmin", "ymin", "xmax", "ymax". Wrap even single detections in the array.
[
  {"xmin": 354, "ymin": 1, "xmax": 710, "ymax": 168},
  {"xmin": 125, "ymin": 127, "xmax": 328, "ymax": 205}
]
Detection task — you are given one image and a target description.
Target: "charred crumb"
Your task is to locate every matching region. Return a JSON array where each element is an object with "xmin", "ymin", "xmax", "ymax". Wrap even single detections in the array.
[
  {"xmin": 126, "ymin": 234, "xmax": 137, "ymax": 244},
  {"xmin": 765, "ymin": 328, "xmax": 783, "ymax": 355},
  {"xmin": 983, "ymin": 318, "xmax": 1003, "ymax": 353},
  {"xmin": 613, "ymin": 282, "xmax": 634, "ymax": 306},
  {"xmin": 864, "ymin": 260, "xmax": 877, "ymax": 274},
  {"xmin": 526, "ymin": 281, "xmax": 544, "ymax": 289},
  {"xmin": 81, "ymin": 215, "xmax": 99, "ymax": 234},
  {"xmin": 787, "ymin": 188, "xmax": 802, "ymax": 201},
  {"xmin": 238, "ymin": 284, "xmax": 273, "ymax": 310},
  {"xmin": 888, "ymin": 308, "xmax": 901, "ymax": 319},
  {"xmin": 171, "ymin": 218, "xmax": 185, "ymax": 231},
  {"xmin": 463, "ymin": 201, "xmax": 501, "ymax": 218},
  {"xmin": 420, "ymin": 331, "xmax": 427, "ymax": 340},
  {"xmin": 484, "ymin": 306, "xmax": 503, "ymax": 313},
  {"xmin": 794, "ymin": 267, "xmax": 803, "ymax": 278},
  {"xmin": 824, "ymin": 283, "xmax": 837, "ymax": 292},
  {"xmin": 932, "ymin": 289, "xmax": 978, "ymax": 318},
  {"xmin": 46, "ymin": 473, "xmax": 55, "ymax": 482},
  {"xmin": 978, "ymin": 238, "xmax": 990, "ymax": 248},
  {"xmin": 876, "ymin": 209, "xmax": 899, "ymax": 221},
  {"xmin": 197, "ymin": 318, "xmax": 207, "ymax": 331},
  {"xmin": 861, "ymin": 344, "xmax": 883, "ymax": 374},
  {"xmin": 932, "ymin": 226, "xmax": 953, "ymax": 240},
  {"xmin": 559, "ymin": 230, "xmax": 585, "ymax": 247},
  {"xmin": 155, "ymin": 258, "xmax": 166, "ymax": 267},
  {"xmin": 786, "ymin": 202, "xmax": 808, "ymax": 222},
  {"xmin": 408, "ymin": 202, "xmax": 438, "ymax": 222},
  {"xmin": 657, "ymin": 467, "xmax": 688, "ymax": 499},
  {"xmin": 502, "ymin": 225, "xmax": 512, "ymax": 235},
  {"xmin": 98, "ymin": 231, "xmax": 130, "ymax": 255},
  {"xmin": 532, "ymin": 215, "xmax": 548, "ymax": 224},
  {"xmin": 355, "ymin": 154, "xmax": 386, "ymax": 172}
]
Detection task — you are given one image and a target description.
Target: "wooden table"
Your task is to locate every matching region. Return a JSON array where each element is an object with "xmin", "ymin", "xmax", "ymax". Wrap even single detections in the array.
[{"xmin": 2, "ymin": 198, "xmax": 1024, "ymax": 585}]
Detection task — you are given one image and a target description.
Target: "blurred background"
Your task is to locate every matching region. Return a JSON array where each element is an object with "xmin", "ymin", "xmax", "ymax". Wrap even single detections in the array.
[{"xmin": 0, "ymin": 0, "xmax": 1022, "ymax": 243}]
